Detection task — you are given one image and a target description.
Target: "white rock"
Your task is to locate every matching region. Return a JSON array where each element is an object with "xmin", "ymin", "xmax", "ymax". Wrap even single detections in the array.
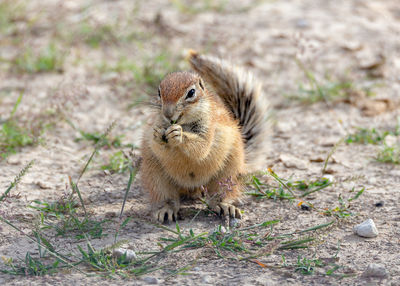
[
  {"xmin": 362, "ymin": 263, "xmax": 388, "ymax": 278},
  {"xmin": 34, "ymin": 180, "xmax": 52, "ymax": 189},
  {"xmin": 112, "ymin": 248, "xmax": 137, "ymax": 261},
  {"xmin": 353, "ymin": 219, "xmax": 379, "ymax": 238},
  {"xmin": 322, "ymin": 174, "xmax": 334, "ymax": 183},
  {"xmin": 384, "ymin": 135, "xmax": 397, "ymax": 147},
  {"xmin": 6, "ymin": 156, "xmax": 21, "ymax": 165},
  {"xmin": 368, "ymin": 177, "xmax": 377, "ymax": 185}
]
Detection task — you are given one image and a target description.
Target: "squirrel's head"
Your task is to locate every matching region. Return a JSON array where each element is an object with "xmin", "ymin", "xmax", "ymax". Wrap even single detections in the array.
[{"xmin": 157, "ymin": 71, "xmax": 208, "ymax": 125}]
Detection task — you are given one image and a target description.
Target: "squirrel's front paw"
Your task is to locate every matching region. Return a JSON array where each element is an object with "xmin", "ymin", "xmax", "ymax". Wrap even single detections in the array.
[
  {"xmin": 153, "ymin": 204, "xmax": 179, "ymax": 223},
  {"xmin": 153, "ymin": 126, "xmax": 166, "ymax": 144},
  {"xmin": 165, "ymin": 124, "xmax": 183, "ymax": 146}
]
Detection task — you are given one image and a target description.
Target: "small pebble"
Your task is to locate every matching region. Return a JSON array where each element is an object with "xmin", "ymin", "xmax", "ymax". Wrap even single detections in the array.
[
  {"xmin": 384, "ymin": 135, "xmax": 397, "ymax": 147},
  {"xmin": 353, "ymin": 219, "xmax": 379, "ymax": 238},
  {"xmin": 201, "ymin": 275, "xmax": 212, "ymax": 283},
  {"xmin": 279, "ymin": 154, "xmax": 308, "ymax": 170},
  {"xmin": 34, "ymin": 181, "xmax": 52, "ymax": 189},
  {"xmin": 375, "ymin": 201, "xmax": 384, "ymax": 207},
  {"xmin": 362, "ymin": 263, "xmax": 388, "ymax": 278},
  {"xmin": 6, "ymin": 156, "xmax": 21, "ymax": 165},
  {"xmin": 229, "ymin": 218, "xmax": 241, "ymax": 228},
  {"xmin": 143, "ymin": 276, "xmax": 158, "ymax": 284},
  {"xmin": 112, "ymin": 248, "xmax": 137, "ymax": 262},
  {"xmin": 322, "ymin": 174, "xmax": 334, "ymax": 183}
]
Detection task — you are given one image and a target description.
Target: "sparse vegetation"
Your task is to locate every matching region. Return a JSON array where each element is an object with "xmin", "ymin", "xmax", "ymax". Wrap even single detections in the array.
[
  {"xmin": 99, "ymin": 51, "xmax": 181, "ymax": 92},
  {"xmin": 248, "ymin": 169, "xmax": 364, "ymax": 219},
  {"xmin": 288, "ymin": 59, "xmax": 373, "ymax": 104},
  {"xmin": 346, "ymin": 124, "xmax": 400, "ymax": 164},
  {"xmin": 78, "ymin": 22, "xmax": 117, "ymax": 48},
  {"xmin": 171, "ymin": 0, "xmax": 229, "ymax": 14},
  {"xmin": 247, "ymin": 170, "xmax": 332, "ymax": 201},
  {"xmin": 377, "ymin": 144, "xmax": 400, "ymax": 164},
  {"xmin": 75, "ymin": 129, "xmax": 125, "ymax": 148},
  {"xmin": 102, "ymin": 150, "xmax": 131, "ymax": 173},
  {"xmin": 0, "ymin": 94, "xmax": 34, "ymax": 159},
  {"xmin": 0, "ymin": 0, "xmax": 26, "ymax": 36},
  {"xmin": 13, "ymin": 44, "xmax": 64, "ymax": 73},
  {"xmin": 346, "ymin": 127, "xmax": 399, "ymax": 145},
  {"xmin": 322, "ymin": 187, "xmax": 365, "ymax": 218}
]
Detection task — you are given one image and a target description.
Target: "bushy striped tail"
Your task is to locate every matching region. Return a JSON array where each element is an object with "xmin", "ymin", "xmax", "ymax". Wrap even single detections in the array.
[{"xmin": 188, "ymin": 51, "xmax": 271, "ymax": 172}]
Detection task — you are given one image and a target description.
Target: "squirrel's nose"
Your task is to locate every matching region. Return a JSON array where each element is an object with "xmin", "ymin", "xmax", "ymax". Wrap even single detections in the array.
[{"xmin": 163, "ymin": 105, "xmax": 175, "ymax": 121}]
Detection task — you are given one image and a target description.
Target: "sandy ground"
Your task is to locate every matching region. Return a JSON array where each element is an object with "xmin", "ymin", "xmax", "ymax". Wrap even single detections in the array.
[{"xmin": 1, "ymin": 0, "xmax": 400, "ymax": 285}]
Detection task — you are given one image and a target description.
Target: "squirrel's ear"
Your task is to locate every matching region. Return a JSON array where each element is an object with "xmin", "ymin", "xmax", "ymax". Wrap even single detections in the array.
[{"xmin": 199, "ymin": 78, "xmax": 205, "ymax": 90}]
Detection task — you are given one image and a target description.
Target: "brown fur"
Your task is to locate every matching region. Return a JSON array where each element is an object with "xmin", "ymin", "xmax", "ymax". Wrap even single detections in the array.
[{"xmin": 140, "ymin": 52, "xmax": 270, "ymax": 222}]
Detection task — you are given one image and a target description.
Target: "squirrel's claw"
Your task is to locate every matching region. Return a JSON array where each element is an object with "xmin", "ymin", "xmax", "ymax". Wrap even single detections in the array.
[
  {"xmin": 165, "ymin": 124, "xmax": 183, "ymax": 146},
  {"xmin": 154, "ymin": 205, "xmax": 179, "ymax": 223},
  {"xmin": 153, "ymin": 126, "xmax": 166, "ymax": 144},
  {"xmin": 214, "ymin": 203, "xmax": 242, "ymax": 219}
]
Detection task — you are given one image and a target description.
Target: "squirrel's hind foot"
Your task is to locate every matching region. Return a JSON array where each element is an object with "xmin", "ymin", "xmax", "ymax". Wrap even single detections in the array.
[
  {"xmin": 213, "ymin": 203, "xmax": 242, "ymax": 219},
  {"xmin": 153, "ymin": 204, "xmax": 180, "ymax": 223}
]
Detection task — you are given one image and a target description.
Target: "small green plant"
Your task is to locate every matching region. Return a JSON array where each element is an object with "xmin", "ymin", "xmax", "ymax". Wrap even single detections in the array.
[
  {"xmin": 288, "ymin": 59, "xmax": 372, "ymax": 104},
  {"xmin": 287, "ymin": 177, "xmax": 332, "ymax": 197},
  {"xmin": 0, "ymin": 94, "xmax": 35, "ymax": 159},
  {"xmin": 171, "ymin": 0, "xmax": 229, "ymax": 14},
  {"xmin": 102, "ymin": 151, "xmax": 131, "ymax": 173},
  {"xmin": 346, "ymin": 127, "xmax": 399, "ymax": 145},
  {"xmin": 281, "ymin": 254, "xmax": 342, "ymax": 276},
  {"xmin": 0, "ymin": 0, "xmax": 25, "ymax": 35},
  {"xmin": 248, "ymin": 175, "xmax": 295, "ymax": 200},
  {"xmin": 99, "ymin": 51, "xmax": 180, "ymax": 93},
  {"xmin": 1, "ymin": 253, "xmax": 61, "ymax": 276},
  {"xmin": 155, "ymin": 220, "xmax": 333, "ymax": 262},
  {"xmin": 377, "ymin": 144, "xmax": 400, "ymax": 164},
  {"xmin": 346, "ymin": 123, "xmax": 400, "ymax": 164},
  {"xmin": 295, "ymin": 255, "xmax": 323, "ymax": 275},
  {"xmin": 29, "ymin": 198, "xmax": 108, "ymax": 240},
  {"xmin": 79, "ymin": 22, "xmax": 116, "ymax": 48},
  {"xmin": 29, "ymin": 198, "xmax": 79, "ymax": 217},
  {"xmin": 14, "ymin": 43, "xmax": 64, "ymax": 73},
  {"xmin": 75, "ymin": 129, "xmax": 124, "ymax": 148},
  {"xmin": 247, "ymin": 170, "xmax": 332, "ymax": 200},
  {"xmin": 0, "ymin": 160, "xmax": 34, "ymax": 202},
  {"xmin": 323, "ymin": 187, "xmax": 364, "ymax": 218}
]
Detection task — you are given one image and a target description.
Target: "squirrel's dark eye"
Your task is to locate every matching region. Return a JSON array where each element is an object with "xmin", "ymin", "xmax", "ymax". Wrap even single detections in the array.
[
  {"xmin": 186, "ymin": 88, "xmax": 196, "ymax": 100},
  {"xmin": 158, "ymin": 88, "xmax": 161, "ymax": 98}
]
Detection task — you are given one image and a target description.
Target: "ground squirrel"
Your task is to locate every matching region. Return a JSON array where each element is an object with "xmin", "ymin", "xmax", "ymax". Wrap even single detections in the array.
[{"xmin": 140, "ymin": 51, "xmax": 270, "ymax": 222}]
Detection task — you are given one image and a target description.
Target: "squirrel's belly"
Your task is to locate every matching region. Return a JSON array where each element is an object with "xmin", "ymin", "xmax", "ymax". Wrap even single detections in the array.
[{"xmin": 161, "ymin": 151, "xmax": 227, "ymax": 188}]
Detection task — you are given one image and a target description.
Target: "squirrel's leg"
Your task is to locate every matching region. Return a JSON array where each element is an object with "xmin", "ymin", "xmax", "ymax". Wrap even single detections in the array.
[
  {"xmin": 204, "ymin": 177, "xmax": 242, "ymax": 219},
  {"xmin": 141, "ymin": 152, "xmax": 180, "ymax": 223}
]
